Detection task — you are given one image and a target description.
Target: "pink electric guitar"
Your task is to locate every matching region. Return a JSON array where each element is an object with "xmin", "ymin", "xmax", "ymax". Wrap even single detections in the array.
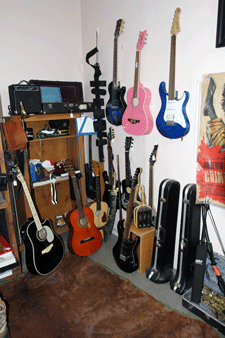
[{"xmin": 122, "ymin": 31, "xmax": 153, "ymax": 136}]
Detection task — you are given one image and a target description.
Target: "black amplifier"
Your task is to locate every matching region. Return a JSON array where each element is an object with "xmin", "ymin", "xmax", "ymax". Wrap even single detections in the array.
[
  {"xmin": 42, "ymin": 102, "xmax": 94, "ymax": 114},
  {"xmin": 8, "ymin": 84, "xmax": 42, "ymax": 115}
]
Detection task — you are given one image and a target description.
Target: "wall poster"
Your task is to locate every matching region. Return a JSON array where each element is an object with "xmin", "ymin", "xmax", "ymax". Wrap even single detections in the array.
[{"xmin": 196, "ymin": 72, "xmax": 225, "ymax": 207}]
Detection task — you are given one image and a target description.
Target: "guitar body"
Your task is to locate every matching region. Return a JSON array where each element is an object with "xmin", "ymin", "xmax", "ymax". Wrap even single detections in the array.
[
  {"xmin": 121, "ymin": 179, "xmax": 131, "ymax": 210},
  {"xmin": 20, "ymin": 219, "xmax": 64, "ymax": 275},
  {"xmin": 67, "ymin": 206, "xmax": 102, "ymax": 256},
  {"xmin": 112, "ymin": 219, "xmax": 140, "ymax": 273},
  {"xmin": 122, "ymin": 84, "xmax": 153, "ymax": 136},
  {"xmin": 106, "ymin": 82, "xmax": 127, "ymax": 126},
  {"xmin": 90, "ymin": 201, "xmax": 108, "ymax": 230},
  {"xmin": 156, "ymin": 82, "xmax": 190, "ymax": 140}
]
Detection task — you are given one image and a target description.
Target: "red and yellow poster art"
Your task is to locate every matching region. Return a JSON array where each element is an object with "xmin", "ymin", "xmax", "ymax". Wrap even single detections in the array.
[{"xmin": 197, "ymin": 73, "xmax": 225, "ymax": 207}]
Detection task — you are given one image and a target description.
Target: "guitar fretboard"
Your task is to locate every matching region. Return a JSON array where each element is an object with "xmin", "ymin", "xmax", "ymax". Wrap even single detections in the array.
[
  {"xmin": 133, "ymin": 51, "xmax": 140, "ymax": 98},
  {"xmin": 16, "ymin": 168, "xmax": 43, "ymax": 231},
  {"xmin": 123, "ymin": 187, "xmax": 136, "ymax": 240},
  {"xmin": 168, "ymin": 35, "xmax": 176, "ymax": 100},
  {"xmin": 113, "ymin": 38, "xmax": 118, "ymax": 89},
  {"xmin": 71, "ymin": 175, "xmax": 85, "ymax": 220},
  {"xmin": 149, "ymin": 166, "xmax": 153, "ymax": 208}
]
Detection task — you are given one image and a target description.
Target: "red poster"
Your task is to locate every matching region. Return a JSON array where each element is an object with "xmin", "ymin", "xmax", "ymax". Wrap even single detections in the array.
[{"xmin": 197, "ymin": 73, "xmax": 225, "ymax": 207}]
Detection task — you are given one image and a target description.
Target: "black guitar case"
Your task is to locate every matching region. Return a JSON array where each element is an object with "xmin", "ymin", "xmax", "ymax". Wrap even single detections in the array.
[
  {"xmin": 170, "ymin": 184, "xmax": 201, "ymax": 294},
  {"xmin": 146, "ymin": 179, "xmax": 180, "ymax": 283}
]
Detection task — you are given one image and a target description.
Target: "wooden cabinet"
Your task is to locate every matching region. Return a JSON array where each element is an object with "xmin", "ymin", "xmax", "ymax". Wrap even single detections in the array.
[
  {"xmin": 0, "ymin": 131, "xmax": 21, "ymax": 279},
  {"xmin": 6, "ymin": 113, "xmax": 87, "ymax": 235}
]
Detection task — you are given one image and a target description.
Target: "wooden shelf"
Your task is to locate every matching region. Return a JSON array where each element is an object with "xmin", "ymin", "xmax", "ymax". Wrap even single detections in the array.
[
  {"xmin": 29, "ymin": 134, "xmax": 76, "ymax": 144},
  {"xmin": 22, "ymin": 112, "xmax": 81, "ymax": 122}
]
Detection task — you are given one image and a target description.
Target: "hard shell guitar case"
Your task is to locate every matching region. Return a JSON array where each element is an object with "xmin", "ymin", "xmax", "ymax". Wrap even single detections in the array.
[
  {"xmin": 146, "ymin": 179, "xmax": 180, "ymax": 283},
  {"xmin": 170, "ymin": 184, "xmax": 201, "ymax": 294}
]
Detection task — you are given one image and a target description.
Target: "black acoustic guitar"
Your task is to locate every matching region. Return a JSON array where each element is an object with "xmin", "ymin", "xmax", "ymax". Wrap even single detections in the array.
[
  {"xmin": 14, "ymin": 165, "xmax": 64, "ymax": 275},
  {"xmin": 106, "ymin": 19, "xmax": 127, "ymax": 126},
  {"xmin": 113, "ymin": 167, "xmax": 141, "ymax": 273}
]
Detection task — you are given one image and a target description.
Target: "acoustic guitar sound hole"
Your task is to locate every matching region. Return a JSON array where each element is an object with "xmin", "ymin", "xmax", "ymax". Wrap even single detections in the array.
[{"xmin": 128, "ymin": 118, "xmax": 140, "ymax": 124}]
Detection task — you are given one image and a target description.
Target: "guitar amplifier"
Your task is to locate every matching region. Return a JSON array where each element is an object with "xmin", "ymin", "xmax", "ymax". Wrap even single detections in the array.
[
  {"xmin": 170, "ymin": 184, "xmax": 201, "ymax": 294},
  {"xmin": 146, "ymin": 179, "xmax": 180, "ymax": 283},
  {"xmin": 8, "ymin": 84, "xmax": 42, "ymax": 115}
]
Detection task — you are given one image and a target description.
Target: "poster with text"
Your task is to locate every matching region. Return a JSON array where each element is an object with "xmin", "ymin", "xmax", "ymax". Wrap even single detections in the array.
[{"xmin": 197, "ymin": 73, "xmax": 225, "ymax": 207}]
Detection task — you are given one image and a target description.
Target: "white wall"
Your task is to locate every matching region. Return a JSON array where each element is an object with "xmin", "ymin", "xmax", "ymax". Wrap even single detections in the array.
[
  {"xmin": 0, "ymin": 0, "xmax": 224, "ymax": 261},
  {"xmin": 0, "ymin": 0, "xmax": 83, "ymax": 115},
  {"xmin": 80, "ymin": 0, "xmax": 225, "ymax": 259}
]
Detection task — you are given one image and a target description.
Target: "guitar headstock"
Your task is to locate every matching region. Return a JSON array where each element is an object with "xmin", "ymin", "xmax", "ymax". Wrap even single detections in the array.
[
  {"xmin": 131, "ymin": 167, "xmax": 142, "ymax": 189},
  {"xmin": 136, "ymin": 30, "xmax": 147, "ymax": 51},
  {"xmin": 125, "ymin": 136, "xmax": 134, "ymax": 152},
  {"xmin": 64, "ymin": 159, "xmax": 76, "ymax": 178},
  {"xmin": 92, "ymin": 160, "xmax": 100, "ymax": 177},
  {"xmin": 114, "ymin": 19, "xmax": 124, "ymax": 39},
  {"xmin": 149, "ymin": 144, "xmax": 158, "ymax": 166},
  {"xmin": 107, "ymin": 127, "xmax": 115, "ymax": 145},
  {"xmin": 171, "ymin": 7, "xmax": 181, "ymax": 36}
]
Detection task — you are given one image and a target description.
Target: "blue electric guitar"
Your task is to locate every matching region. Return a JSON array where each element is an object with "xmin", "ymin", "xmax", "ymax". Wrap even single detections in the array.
[
  {"xmin": 106, "ymin": 19, "xmax": 127, "ymax": 126},
  {"xmin": 156, "ymin": 8, "xmax": 190, "ymax": 139}
]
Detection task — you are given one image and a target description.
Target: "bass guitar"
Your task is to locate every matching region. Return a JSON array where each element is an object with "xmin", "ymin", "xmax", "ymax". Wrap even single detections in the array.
[
  {"xmin": 121, "ymin": 136, "xmax": 133, "ymax": 210},
  {"xmin": 106, "ymin": 19, "xmax": 127, "ymax": 126},
  {"xmin": 113, "ymin": 167, "xmax": 141, "ymax": 273},
  {"xmin": 156, "ymin": 8, "xmax": 190, "ymax": 139},
  {"xmin": 13, "ymin": 165, "xmax": 64, "ymax": 275},
  {"xmin": 122, "ymin": 31, "xmax": 153, "ymax": 136},
  {"xmin": 65, "ymin": 160, "xmax": 102, "ymax": 256},
  {"xmin": 90, "ymin": 160, "xmax": 108, "ymax": 238}
]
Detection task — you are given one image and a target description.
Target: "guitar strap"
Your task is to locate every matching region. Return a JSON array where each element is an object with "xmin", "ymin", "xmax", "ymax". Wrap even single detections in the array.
[{"xmin": 50, "ymin": 173, "xmax": 57, "ymax": 205}]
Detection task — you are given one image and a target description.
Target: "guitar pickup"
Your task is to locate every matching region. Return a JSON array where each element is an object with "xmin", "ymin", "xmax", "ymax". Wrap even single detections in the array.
[{"xmin": 119, "ymin": 253, "xmax": 127, "ymax": 261}]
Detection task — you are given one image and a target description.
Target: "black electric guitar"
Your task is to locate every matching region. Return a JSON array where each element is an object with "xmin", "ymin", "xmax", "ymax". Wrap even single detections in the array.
[
  {"xmin": 149, "ymin": 144, "xmax": 158, "ymax": 212},
  {"xmin": 121, "ymin": 136, "xmax": 133, "ymax": 210},
  {"xmin": 103, "ymin": 127, "xmax": 115, "ymax": 205},
  {"xmin": 113, "ymin": 167, "xmax": 141, "ymax": 273},
  {"xmin": 13, "ymin": 165, "xmax": 64, "ymax": 275},
  {"xmin": 106, "ymin": 19, "xmax": 127, "ymax": 126}
]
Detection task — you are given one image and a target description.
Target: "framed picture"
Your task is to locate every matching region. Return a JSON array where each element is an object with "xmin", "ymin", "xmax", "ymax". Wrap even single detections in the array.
[
  {"xmin": 196, "ymin": 73, "xmax": 225, "ymax": 207},
  {"xmin": 216, "ymin": 0, "xmax": 225, "ymax": 47}
]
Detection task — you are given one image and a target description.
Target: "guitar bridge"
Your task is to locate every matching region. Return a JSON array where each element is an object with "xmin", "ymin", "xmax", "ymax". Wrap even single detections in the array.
[
  {"xmin": 80, "ymin": 236, "xmax": 95, "ymax": 244},
  {"xmin": 166, "ymin": 121, "xmax": 174, "ymax": 126}
]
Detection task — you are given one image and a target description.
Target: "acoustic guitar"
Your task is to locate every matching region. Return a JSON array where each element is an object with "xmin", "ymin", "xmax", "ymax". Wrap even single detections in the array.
[
  {"xmin": 13, "ymin": 165, "xmax": 64, "ymax": 275},
  {"xmin": 65, "ymin": 160, "xmax": 102, "ymax": 256},
  {"xmin": 113, "ymin": 167, "xmax": 141, "ymax": 273},
  {"xmin": 156, "ymin": 8, "xmax": 190, "ymax": 139},
  {"xmin": 90, "ymin": 160, "xmax": 108, "ymax": 238},
  {"xmin": 122, "ymin": 30, "xmax": 153, "ymax": 136},
  {"xmin": 106, "ymin": 19, "xmax": 127, "ymax": 126}
]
